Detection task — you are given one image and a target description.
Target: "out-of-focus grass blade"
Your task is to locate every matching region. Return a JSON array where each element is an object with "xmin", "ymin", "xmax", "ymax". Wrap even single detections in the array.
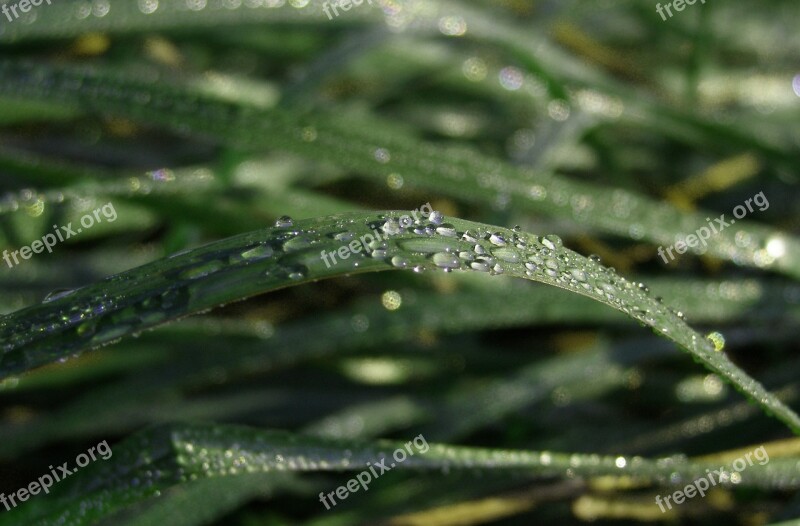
[
  {"xmin": 0, "ymin": 61, "xmax": 795, "ymax": 279},
  {"xmin": 4, "ymin": 422, "xmax": 800, "ymax": 526}
]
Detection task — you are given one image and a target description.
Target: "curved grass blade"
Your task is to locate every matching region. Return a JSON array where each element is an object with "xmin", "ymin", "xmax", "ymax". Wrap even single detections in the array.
[{"xmin": 1, "ymin": 211, "xmax": 798, "ymax": 433}]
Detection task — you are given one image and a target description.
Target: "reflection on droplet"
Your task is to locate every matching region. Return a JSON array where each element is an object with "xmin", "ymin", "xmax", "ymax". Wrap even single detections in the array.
[
  {"xmin": 706, "ymin": 331, "xmax": 725, "ymax": 352},
  {"xmin": 43, "ymin": 289, "xmax": 77, "ymax": 303}
]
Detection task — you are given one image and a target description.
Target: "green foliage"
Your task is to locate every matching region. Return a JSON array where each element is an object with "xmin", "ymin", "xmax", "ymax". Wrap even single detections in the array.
[{"xmin": 1, "ymin": 1, "xmax": 799, "ymax": 524}]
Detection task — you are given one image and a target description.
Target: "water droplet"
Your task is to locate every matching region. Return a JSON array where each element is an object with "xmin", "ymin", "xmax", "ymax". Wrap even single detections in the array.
[
  {"xmin": 570, "ymin": 269, "xmax": 587, "ymax": 282},
  {"xmin": 43, "ymin": 288, "xmax": 76, "ymax": 303},
  {"xmin": 180, "ymin": 261, "xmax": 224, "ymax": 280},
  {"xmin": 381, "ymin": 220, "xmax": 402, "ymax": 236},
  {"xmin": 542, "ymin": 235, "xmax": 562, "ymax": 250},
  {"xmin": 334, "ymin": 231, "xmax": 356, "ymax": 242},
  {"xmin": 435, "ymin": 224, "xmax": 457, "ymax": 237},
  {"xmin": 241, "ymin": 245, "xmax": 274, "ymax": 261},
  {"xmin": 461, "ymin": 231, "xmax": 478, "ymax": 243},
  {"xmin": 491, "ymin": 247, "xmax": 520, "ymax": 263},
  {"xmin": 429, "ymin": 211, "xmax": 444, "ymax": 225},
  {"xmin": 488, "ymin": 232, "xmax": 507, "ymax": 246},
  {"xmin": 706, "ymin": 331, "xmax": 725, "ymax": 352},
  {"xmin": 470, "ymin": 260, "xmax": 491, "ymax": 272},
  {"xmin": 274, "ymin": 216, "xmax": 294, "ymax": 228},
  {"xmin": 432, "ymin": 252, "xmax": 460, "ymax": 270},
  {"xmin": 391, "ymin": 256, "xmax": 410, "ymax": 268},
  {"xmin": 282, "ymin": 236, "xmax": 312, "ymax": 252},
  {"xmin": 286, "ymin": 265, "xmax": 307, "ymax": 281}
]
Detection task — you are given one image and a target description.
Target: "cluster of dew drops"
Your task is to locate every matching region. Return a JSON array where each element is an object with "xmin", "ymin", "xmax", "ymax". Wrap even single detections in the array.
[{"xmin": 1, "ymin": 210, "xmax": 724, "ymax": 357}]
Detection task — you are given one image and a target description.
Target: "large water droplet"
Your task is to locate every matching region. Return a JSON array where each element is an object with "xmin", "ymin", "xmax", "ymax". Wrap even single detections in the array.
[
  {"xmin": 334, "ymin": 231, "xmax": 355, "ymax": 242},
  {"xmin": 435, "ymin": 223, "xmax": 457, "ymax": 237},
  {"xmin": 488, "ymin": 233, "xmax": 507, "ymax": 246},
  {"xmin": 381, "ymin": 220, "xmax": 402, "ymax": 236},
  {"xmin": 391, "ymin": 256, "xmax": 410, "ymax": 268},
  {"xmin": 275, "ymin": 216, "xmax": 294, "ymax": 228},
  {"xmin": 570, "ymin": 269, "xmax": 587, "ymax": 282},
  {"xmin": 241, "ymin": 245, "xmax": 274, "ymax": 261},
  {"xmin": 542, "ymin": 234, "xmax": 562, "ymax": 251},
  {"xmin": 180, "ymin": 261, "xmax": 223, "ymax": 280},
  {"xmin": 491, "ymin": 247, "xmax": 520, "ymax": 263},
  {"xmin": 283, "ymin": 236, "xmax": 312, "ymax": 252},
  {"xmin": 432, "ymin": 252, "xmax": 460, "ymax": 270}
]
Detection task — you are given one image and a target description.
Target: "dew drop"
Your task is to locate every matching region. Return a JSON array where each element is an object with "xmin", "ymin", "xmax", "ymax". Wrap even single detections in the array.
[
  {"xmin": 391, "ymin": 256, "xmax": 410, "ymax": 268},
  {"xmin": 488, "ymin": 232, "xmax": 507, "ymax": 246},
  {"xmin": 180, "ymin": 261, "xmax": 224, "ymax": 280},
  {"xmin": 432, "ymin": 252, "xmax": 460, "ymax": 270},
  {"xmin": 241, "ymin": 245, "xmax": 274, "ymax": 261},
  {"xmin": 706, "ymin": 331, "xmax": 725, "ymax": 352},
  {"xmin": 470, "ymin": 261, "xmax": 491, "ymax": 272},
  {"xmin": 435, "ymin": 224, "xmax": 457, "ymax": 237},
  {"xmin": 491, "ymin": 247, "xmax": 520, "ymax": 263},
  {"xmin": 282, "ymin": 236, "xmax": 312, "ymax": 252},
  {"xmin": 43, "ymin": 288, "xmax": 77, "ymax": 303},
  {"xmin": 461, "ymin": 231, "xmax": 478, "ymax": 243},
  {"xmin": 570, "ymin": 269, "xmax": 587, "ymax": 282},
  {"xmin": 286, "ymin": 265, "xmax": 308, "ymax": 281},
  {"xmin": 542, "ymin": 235, "xmax": 562, "ymax": 250},
  {"xmin": 274, "ymin": 216, "xmax": 294, "ymax": 228},
  {"xmin": 334, "ymin": 232, "xmax": 356, "ymax": 242},
  {"xmin": 381, "ymin": 220, "xmax": 402, "ymax": 236}
]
